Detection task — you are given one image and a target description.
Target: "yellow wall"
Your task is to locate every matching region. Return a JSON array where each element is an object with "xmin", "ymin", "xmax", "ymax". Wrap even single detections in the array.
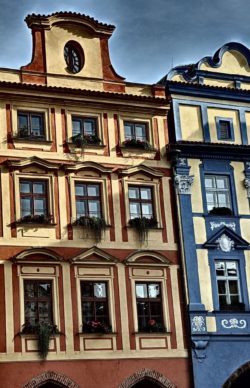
[
  {"xmin": 189, "ymin": 159, "xmax": 203, "ymax": 213},
  {"xmin": 207, "ymin": 108, "xmax": 242, "ymax": 144},
  {"xmin": 197, "ymin": 249, "xmax": 213, "ymax": 311},
  {"xmin": 179, "ymin": 104, "xmax": 203, "ymax": 141},
  {"xmin": 200, "ymin": 50, "xmax": 250, "ymax": 77}
]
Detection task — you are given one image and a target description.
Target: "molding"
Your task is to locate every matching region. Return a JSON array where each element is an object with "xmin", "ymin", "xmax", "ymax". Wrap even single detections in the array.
[
  {"xmin": 64, "ymin": 161, "xmax": 113, "ymax": 174},
  {"xmin": 203, "ymin": 226, "xmax": 249, "ymax": 250},
  {"xmin": 5, "ymin": 156, "xmax": 63, "ymax": 170},
  {"xmin": 70, "ymin": 246, "xmax": 118, "ymax": 264},
  {"xmin": 119, "ymin": 368, "xmax": 176, "ymax": 388},
  {"xmin": 11, "ymin": 248, "xmax": 63, "ymax": 262},
  {"xmin": 23, "ymin": 370, "xmax": 80, "ymax": 388},
  {"xmin": 125, "ymin": 250, "xmax": 170, "ymax": 265},
  {"xmin": 119, "ymin": 164, "xmax": 163, "ymax": 178}
]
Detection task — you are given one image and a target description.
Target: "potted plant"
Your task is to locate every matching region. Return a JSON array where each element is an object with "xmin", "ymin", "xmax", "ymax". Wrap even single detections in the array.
[
  {"xmin": 145, "ymin": 319, "xmax": 164, "ymax": 333},
  {"xmin": 16, "ymin": 214, "xmax": 53, "ymax": 224},
  {"xmin": 209, "ymin": 207, "xmax": 233, "ymax": 216},
  {"xmin": 21, "ymin": 322, "xmax": 60, "ymax": 359},
  {"xmin": 123, "ymin": 138, "xmax": 152, "ymax": 151},
  {"xmin": 73, "ymin": 216, "xmax": 106, "ymax": 242},
  {"xmin": 129, "ymin": 216, "xmax": 157, "ymax": 243},
  {"xmin": 82, "ymin": 320, "xmax": 111, "ymax": 334},
  {"xmin": 71, "ymin": 133, "xmax": 101, "ymax": 148}
]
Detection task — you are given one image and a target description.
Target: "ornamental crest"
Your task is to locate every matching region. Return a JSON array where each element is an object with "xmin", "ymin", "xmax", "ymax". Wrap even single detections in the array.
[
  {"xmin": 216, "ymin": 234, "xmax": 234, "ymax": 252},
  {"xmin": 210, "ymin": 221, "xmax": 236, "ymax": 231},
  {"xmin": 244, "ymin": 178, "xmax": 250, "ymax": 198},
  {"xmin": 174, "ymin": 174, "xmax": 194, "ymax": 195},
  {"xmin": 191, "ymin": 316, "xmax": 206, "ymax": 332},
  {"xmin": 221, "ymin": 318, "xmax": 247, "ymax": 329}
]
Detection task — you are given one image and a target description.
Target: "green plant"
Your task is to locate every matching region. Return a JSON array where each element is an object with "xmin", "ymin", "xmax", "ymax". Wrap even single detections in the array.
[
  {"xmin": 209, "ymin": 207, "xmax": 232, "ymax": 216},
  {"xmin": 72, "ymin": 133, "xmax": 101, "ymax": 148},
  {"xmin": 123, "ymin": 138, "xmax": 152, "ymax": 151},
  {"xmin": 83, "ymin": 320, "xmax": 112, "ymax": 334},
  {"xmin": 73, "ymin": 216, "xmax": 106, "ymax": 242},
  {"xmin": 128, "ymin": 217, "xmax": 157, "ymax": 243},
  {"xmin": 16, "ymin": 214, "xmax": 53, "ymax": 224},
  {"xmin": 21, "ymin": 322, "xmax": 60, "ymax": 359}
]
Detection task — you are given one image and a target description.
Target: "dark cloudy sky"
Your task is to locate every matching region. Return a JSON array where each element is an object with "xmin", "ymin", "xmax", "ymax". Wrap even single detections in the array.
[{"xmin": 0, "ymin": 0, "xmax": 249, "ymax": 84}]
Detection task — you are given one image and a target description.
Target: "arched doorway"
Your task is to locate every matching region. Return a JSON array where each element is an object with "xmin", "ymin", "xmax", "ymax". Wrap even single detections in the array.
[
  {"xmin": 23, "ymin": 370, "xmax": 80, "ymax": 388},
  {"xmin": 223, "ymin": 361, "xmax": 250, "ymax": 388},
  {"xmin": 132, "ymin": 378, "xmax": 164, "ymax": 388}
]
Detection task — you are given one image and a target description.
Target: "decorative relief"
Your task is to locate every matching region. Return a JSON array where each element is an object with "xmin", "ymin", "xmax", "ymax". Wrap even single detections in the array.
[
  {"xmin": 210, "ymin": 221, "xmax": 236, "ymax": 231},
  {"xmin": 216, "ymin": 234, "xmax": 234, "ymax": 252},
  {"xmin": 192, "ymin": 340, "xmax": 208, "ymax": 362},
  {"xmin": 191, "ymin": 316, "xmax": 206, "ymax": 332},
  {"xmin": 178, "ymin": 158, "xmax": 188, "ymax": 166},
  {"xmin": 174, "ymin": 174, "xmax": 194, "ymax": 194},
  {"xmin": 244, "ymin": 178, "xmax": 250, "ymax": 198},
  {"xmin": 221, "ymin": 318, "xmax": 247, "ymax": 329}
]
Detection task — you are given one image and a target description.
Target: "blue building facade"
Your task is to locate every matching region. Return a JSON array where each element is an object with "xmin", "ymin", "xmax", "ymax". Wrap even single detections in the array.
[{"xmin": 164, "ymin": 43, "xmax": 250, "ymax": 387}]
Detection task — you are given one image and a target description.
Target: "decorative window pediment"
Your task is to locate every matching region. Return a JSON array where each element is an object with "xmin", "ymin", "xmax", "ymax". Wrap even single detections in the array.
[
  {"xmin": 120, "ymin": 164, "xmax": 163, "ymax": 179},
  {"xmin": 64, "ymin": 161, "xmax": 113, "ymax": 174},
  {"xmin": 11, "ymin": 248, "xmax": 63, "ymax": 262},
  {"xmin": 70, "ymin": 246, "xmax": 118, "ymax": 264},
  {"xmin": 5, "ymin": 156, "xmax": 62, "ymax": 171},
  {"xmin": 203, "ymin": 226, "xmax": 249, "ymax": 251},
  {"xmin": 125, "ymin": 250, "xmax": 170, "ymax": 266}
]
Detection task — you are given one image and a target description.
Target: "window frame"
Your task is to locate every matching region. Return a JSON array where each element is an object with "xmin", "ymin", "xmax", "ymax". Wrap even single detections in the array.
[
  {"xmin": 75, "ymin": 182, "xmax": 102, "ymax": 219},
  {"xmin": 216, "ymin": 117, "xmax": 234, "ymax": 141},
  {"xmin": 17, "ymin": 111, "xmax": 45, "ymax": 140},
  {"xmin": 128, "ymin": 185, "xmax": 155, "ymax": 220},
  {"xmin": 124, "ymin": 121, "xmax": 149, "ymax": 142},
  {"xmin": 12, "ymin": 106, "xmax": 50, "ymax": 142},
  {"xmin": 19, "ymin": 179, "xmax": 49, "ymax": 219},
  {"xmin": 14, "ymin": 173, "xmax": 55, "ymax": 224},
  {"xmin": 118, "ymin": 116, "xmax": 153, "ymax": 148},
  {"xmin": 204, "ymin": 174, "xmax": 232, "ymax": 213},
  {"xmin": 135, "ymin": 281, "xmax": 164, "ymax": 332},
  {"xmin": 72, "ymin": 116, "xmax": 98, "ymax": 138}
]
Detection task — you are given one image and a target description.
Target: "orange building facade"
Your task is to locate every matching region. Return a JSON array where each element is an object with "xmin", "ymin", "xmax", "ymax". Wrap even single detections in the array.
[{"xmin": 0, "ymin": 12, "xmax": 191, "ymax": 388}]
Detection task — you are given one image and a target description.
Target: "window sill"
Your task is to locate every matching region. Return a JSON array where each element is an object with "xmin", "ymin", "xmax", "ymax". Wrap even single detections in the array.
[
  {"xmin": 20, "ymin": 333, "xmax": 60, "ymax": 338},
  {"xmin": 15, "ymin": 221, "xmax": 57, "ymax": 227},
  {"xmin": 67, "ymin": 141, "xmax": 106, "ymax": 149},
  {"xmin": 127, "ymin": 225, "xmax": 163, "ymax": 230},
  {"xmin": 12, "ymin": 137, "xmax": 52, "ymax": 144},
  {"xmin": 120, "ymin": 145, "xmax": 156, "ymax": 153},
  {"xmin": 78, "ymin": 332, "xmax": 117, "ymax": 337},
  {"xmin": 133, "ymin": 331, "xmax": 170, "ymax": 336}
]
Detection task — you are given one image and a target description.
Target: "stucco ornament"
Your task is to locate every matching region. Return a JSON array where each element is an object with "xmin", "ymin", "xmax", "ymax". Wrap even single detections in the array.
[
  {"xmin": 244, "ymin": 178, "xmax": 250, "ymax": 198},
  {"xmin": 216, "ymin": 234, "xmax": 234, "ymax": 252},
  {"xmin": 210, "ymin": 221, "xmax": 236, "ymax": 231},
  {"xmin": 221, "ymin": 318, "xmax": 247, "ymax": 329},
  {"xmin": 174, "ymin": 174, "xmax": 194, "ymax": 194},
  {"xmin": 191, "ymin": 316, "xmax": 206, "ymax": 332}
]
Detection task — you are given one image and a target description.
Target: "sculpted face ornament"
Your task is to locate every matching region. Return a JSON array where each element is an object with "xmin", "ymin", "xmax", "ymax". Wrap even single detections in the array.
[
  {"xmin": 216, "ymin": 234, "xmax": 234, "ymax": 252},
  {"xmin": 174, "ymin": 174, "xmax": 194, "ymax": 194}
]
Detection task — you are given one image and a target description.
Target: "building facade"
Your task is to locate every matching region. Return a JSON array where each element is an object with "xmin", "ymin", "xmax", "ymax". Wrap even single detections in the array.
[
  {"xmin": 165, "ymin": 43, "xmax": 250, "ymax": 387},
  {"xmin": 0, "ymin": 12, "xmax": 191, "ymax": 388}
]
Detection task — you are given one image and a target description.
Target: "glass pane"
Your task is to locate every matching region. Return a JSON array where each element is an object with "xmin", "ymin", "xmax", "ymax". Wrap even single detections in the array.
[
  {"xmin": 34, "ymin": 199, "xmax": 46, "ymax": 215},
  {"xmin": 231, "ymin": 295, "xmax": 240, "ymax": 305},
  {"xmin": 227, "ymin": 262, "xmax": 237, "ymax": 277},
  {"xmin": 229, "ymin": 280, "xmax": 239, "ymax": 294},
  {"xmin": 88, "ymin": 200, "xmax": 100, "ymax": 217},
  {"xmin": 137, "ymin": 301, "xmax": 149, "ymax": 316},
  {"xmin": 215, "ymin": 262, "xmax": 225, "ymax": 276},
  {"xmin": 216, "ymin": 178, "xmax": 227, "ymax": 189},
  {"xmin": 219, "ymin": 295, "xmax": 227, "ymax": 307},
  {"xmin": 218, "ymin": 193, "xmax": 227, "ymax": 205},
  {"xmin": 25, "ymin": 301, "xmax": 37, "ymax": 324},
  {"xmin": 140, "ymin": 188, "xmax": 151, "ymax": 200},
  {"xmin": 81, "ymin": 282, "xmax": 93, "ymax": 297},
  {"xmin": 82, "ymin": 301, "xmax": 93, "ymax": 316},
  {"xmin": 129, "ymin": 203, "xmax": 140, "ymax": 218},
  {"xmin": 21, "ymin": 198, "xmax": 32, "ymax": 216},
  {"xmin": 135, "ymin": 124, "xmax": 146, "ymax": 140},
  {"xmin": 129, "ymin": 187, "xmax": 139, "ymax": 199},
  {"xmin": 75, "ymin": 184, "xmax": 85, "ymax": 196},
  {"xmin": 20, "ymin": 182, "xmax": 31, "ymax": 193},
  {"xmin": 33, "ymin": 182, "xmax": 45, "ymax": 194},
  {"xmin": 84, "ymin": 120, "xmax": 95, "ymax": 135},
  {"xmin": 87, "ymin": 185, "xmax": 99, "ymax": 197},
  {"xmin": 206, "ymin": 193, "xmax": 214, "ymax": 203},
  {"xmin": 76, "ymin": 201, "xmax": 86, "ymax": 217},
  {"xmin": 148, "ymin": 284, "xmax": 160, "ymax": 298},
  {"xmin": 205, "ymin": 177, "xmax": 213, "ymax": 188},
  {"xmin": 72, "ymin": 119, "xmax": 81, "ymax": 136},
  {"xmin": 96, "ymin": 302, "xmax": 108, "ymax": 316},
  {"xmin": 141, "ymin": 203, "xmax": 153, "ymax": 218},
  {"xmin": 18, "ymin": 114, "xmax": 28, "ymax": 129},
  {"xmin": 150, "ymin": 302, "xmax": 162, "ymax": 315},
  {"xmin": 136, "ymin": 284, "xmax": 148, "ymax": 298},
  {"xmin": 38, "ymin": 283, "xmax": 51, "ymax": 297},
  {"xmin": 38, "ymin": 302, "xmax": 50, "ymax": 322},
  {"xmin": 94, "ymin": 283, "xmax": 106, "ymax": 298},
  {"xmin": 31, "ymin": 115, "xmax": 43, "ymax": 136},
  {"xmin": 24, "ymin": 282, "xmax": 35, "ymax": 298},
  {"xmin": 217, "ymin": 280, "xmax": 226, "ymax": 294},
  {"xmin": 124, "ymin": 124, "xmax": 132, "ymax": 139}
]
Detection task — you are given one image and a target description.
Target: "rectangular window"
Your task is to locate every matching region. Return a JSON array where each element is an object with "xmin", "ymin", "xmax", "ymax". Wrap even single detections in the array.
[
  {"xmin": 81, "ymin": 281, "xmax": 110, "ymax": 332},
  {"xmin": 75, "ymin": 183, "xmax": 101, "ymax": 219},
  {"xmin": 20, "ymin": 180, "xmax": 48, "ymax": 218},
  {"xmin": 128, "ymin": 186, "xmax": 154, "ymax": 219},
  {"xmin": 204, "ymin": 175, "xmax": 232, "ymax": 212},
  {"xmin": 24, "ymin": 279, "xmax": 53, "ymax": 326},
  {"xmin": 215, "ymin": 261, "xmax": 244, "ymax": 311},
  {"xmin": 124, "ymin": 122, "xmax": 148, "ymax": 142},
  {"xmin": 72, "ymin": 116, "xmax": 97, "ymax": 137},
  {"xmin": 135, "ymin": 282, "xmax": 164, "ymax": 332},
  {"xmin": 216, "ymin": 118, "xmax": 234, "ymax": 141},
  {"xmin": 18, "ymin": 112, "xmax": 45, "ymax": 139}
]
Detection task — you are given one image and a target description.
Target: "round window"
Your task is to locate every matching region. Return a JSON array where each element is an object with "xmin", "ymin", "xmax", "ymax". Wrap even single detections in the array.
[{"xmin": 64, "ymin": 41, "xmax": 84, "ymax": 74}]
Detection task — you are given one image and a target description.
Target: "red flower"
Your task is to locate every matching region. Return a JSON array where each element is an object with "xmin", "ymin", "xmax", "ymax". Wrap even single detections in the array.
[{"xmin": 148, "ymin": 319, "xmax": 156, "ymax": 326}]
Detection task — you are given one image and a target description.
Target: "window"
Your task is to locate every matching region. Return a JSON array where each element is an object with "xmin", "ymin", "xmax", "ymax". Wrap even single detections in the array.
[
  {"xmin": 72, "ymin": 116, "xmax": 97, "ymax": 137},
  {"xmin": 81, "ymin": 281, "xmax": 110, "ymax": 332},
  {"xmin": 204, "ymin": 175, "xmax": 232, "ymax": 212},
  {"xmin": 64, "ymin": 41, "xmax": 84, "ymax": 74},
  {"xmin": 124, "ymin": 122, "xmax": 148, "ymax": 142},
  {"xmin": 135, "ymin": 282, "xmax": 164, "ymax": 332},
  {"xmin": 20, "ymin": 180, "xmax": 48, "ymax": 219},
  {"xmin": 24, "ymin": 279, "xmax": 53, "ymax": 326},
  {"xmin": 216, "ymin": 118, "xmax": 234, "ymax": 141},
  {"xmin": 215, "ymin": 261, "xmax": 244, "ymax": 311},
  {"xmin": 18, "ymin": 112, "xmax": 45, "ymax": 139},
  {"xmin": 75, "ymin": 183, "xmax": 101, "ymax": 219},
  {"xmin": 128, "ymin": 186, "xmax": 154, "ymax": 219}
]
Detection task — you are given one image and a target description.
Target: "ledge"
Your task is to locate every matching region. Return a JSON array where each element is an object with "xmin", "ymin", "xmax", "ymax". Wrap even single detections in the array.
[
  {"xmin": 120, "ymin": 145, "xmax": 156, "ymax": 153},
  {"xmin": 133, "ymin": 331, "xmax": 170, "ymax": 336},
  {"xmin": 12, "ymin": 138, "xmax": 53, "ymax": 145},
  {"xmin": 67, "ymin": 141, "xmax": 106, "ymax": 149},
  {"xmin": 15, "ymin": 222, "xmax": 57, "ymax": 227},
  {"xmin": 78, "ymin": 332, "xmax": 117, "ymax": 337}
]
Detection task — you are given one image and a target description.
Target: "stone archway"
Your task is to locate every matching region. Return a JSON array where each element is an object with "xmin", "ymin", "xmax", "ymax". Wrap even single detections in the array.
[
  {"xmin": 119, "ymin": 368, "xmax": 176, "ymax": 388},
  {"xmin": 23, "ymin": 370, "xmax": 80, "ymax": 388},
  {"xmin": 223, "ymin": 361, "xmax": 250, "ymax": 388}
]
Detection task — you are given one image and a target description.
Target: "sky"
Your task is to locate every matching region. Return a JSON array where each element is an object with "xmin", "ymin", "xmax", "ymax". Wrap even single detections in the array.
[{"xmin": 0, "ymin": 0, "xmax": 249, "ymax": 84}]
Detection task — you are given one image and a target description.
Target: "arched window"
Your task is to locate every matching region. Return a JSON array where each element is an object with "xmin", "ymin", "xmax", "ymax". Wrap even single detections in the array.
[{"xmin": 64, "ymin": 41, "xmax": 84, "ymax": 74}]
